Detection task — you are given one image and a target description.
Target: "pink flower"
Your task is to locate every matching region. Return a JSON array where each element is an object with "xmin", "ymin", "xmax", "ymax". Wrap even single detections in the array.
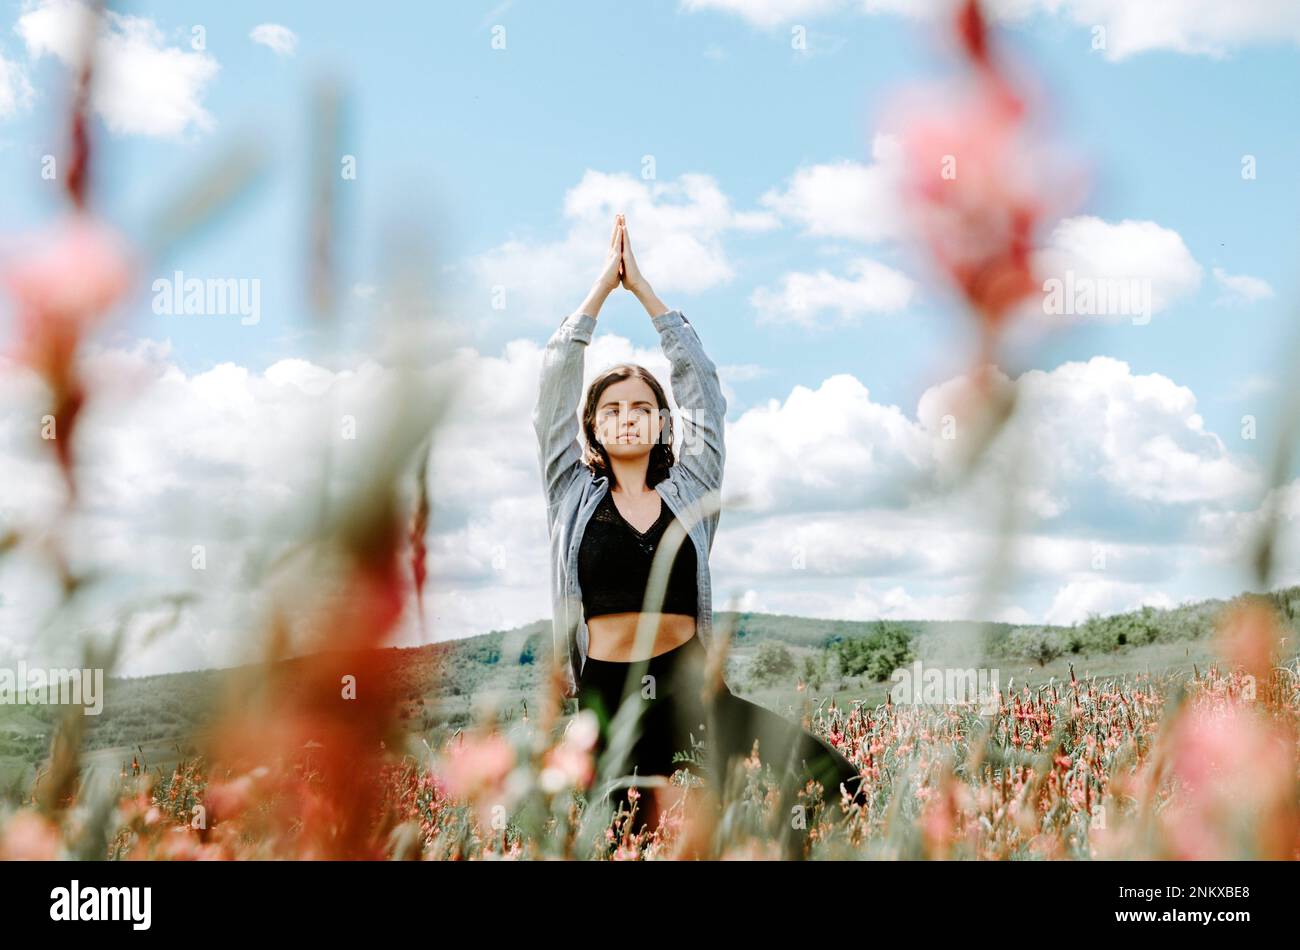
[
  {"xmin": 1213, "ymin": 598, "xmax": 1283, "ymax": 686},
  {"xmin": 0, "ymin": 810, "xmax": 61, "ymax": 860},
  {"xmin": 1161, "ymin": 703, "xmax": 1299, "ymax": 859},
  {"xmin": 0, "ymin": 212, "xmax": 135, "ymax": 489},
  {"xmin": 204, "ymin": 773, "xmax": 259, "ymax": 824},
  {"xmin": 1, "ymin": 212, "xmax": 135, "ymax": 373},
  {"xmin": 436, "ymin": 732, "xmax": 516, "ymax": 802},
  {"xmin": 541, "ymin": 710, "xmax": 598, "ymax": 793},
  {"xmin": 884, "ymin": 0, "xmax": 1084, "ymax": 333}
]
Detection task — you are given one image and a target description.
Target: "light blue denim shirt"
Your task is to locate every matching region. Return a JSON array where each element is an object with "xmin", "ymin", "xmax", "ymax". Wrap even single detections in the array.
[{"xmin": 532, "ymin": 308, "xmax": 727, "ymax": 699}]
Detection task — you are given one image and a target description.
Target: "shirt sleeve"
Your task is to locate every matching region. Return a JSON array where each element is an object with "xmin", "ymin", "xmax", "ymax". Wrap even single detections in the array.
[
  {"xmin": 533, "ymin": 311, "xmax": 597, "ymax": 522},
  {"xmin": 651, "ymin": 309, "xmax": 727, "ymax": 494}
]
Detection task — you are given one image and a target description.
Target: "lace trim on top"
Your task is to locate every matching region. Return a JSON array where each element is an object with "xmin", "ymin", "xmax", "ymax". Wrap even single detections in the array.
[{"xmin": 578, "ymin": 489, "xmax": 698, "ymax": 620}]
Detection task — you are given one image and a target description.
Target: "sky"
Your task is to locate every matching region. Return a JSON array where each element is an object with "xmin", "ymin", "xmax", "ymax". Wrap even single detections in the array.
[{"xmin": 2, "ymin": 0, "xmax": 1300, "ymax": 675}]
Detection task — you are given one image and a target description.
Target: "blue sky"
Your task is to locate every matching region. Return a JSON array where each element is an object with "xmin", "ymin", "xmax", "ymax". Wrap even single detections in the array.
[{"xmin": 2, "ymin": 0, "xmax": 1300, "ymax": 673}]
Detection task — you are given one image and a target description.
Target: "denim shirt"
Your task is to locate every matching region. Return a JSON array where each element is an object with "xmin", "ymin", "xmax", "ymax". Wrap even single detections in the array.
[{"xmin": 532, "ymin": 308, "xmax": 727, "ymax": 700}]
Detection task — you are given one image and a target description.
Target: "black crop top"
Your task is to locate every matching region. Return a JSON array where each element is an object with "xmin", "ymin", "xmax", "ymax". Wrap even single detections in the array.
[{"xmin": 578, "ymin": 487, "xmax": 698, "ymax": 620}]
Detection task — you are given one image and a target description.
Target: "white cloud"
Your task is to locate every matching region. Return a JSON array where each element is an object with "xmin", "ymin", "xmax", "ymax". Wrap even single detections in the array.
[
  {"xmin": 16, "ymin": 0, "xmax": 219, "ymax": 139},
  {"xmin": 724, "ymin": 373, "xmax": 933, "ymax": 515},
  {"xmin": 0, "ymin": 53, "xmax": 34, "ymax": 117},
  {"xmin": 249, "ymin": 23, "xmax": 298, "ymax": 57},
  {"xmin": 725, "ymin": 575, "xmax": 1034, "ymax": 626},
  {"xmin": 1033, "ymin": 216, "xmax": 1203, "ymax": 322},
  {"xmin": 0, "ymin": 329, "xmax": 1271, "ymax": 675},
  {"xmin": 679, "ymin": 0, "xmax": 847, "ymax": 29},
  {"xmin": 681, "ymin": 0, "xmax": 1300, "ymax": 58},
  {"xmin": 468, "ymin": 169, "xmax": 778, "ymax": 322},
  {"xmin": 1039, "ymin": 0, "xmax": 1300, "ymax": 61},
  {"xmin": 1013, "ymin": 358, "xmax": 1257, "ymax": 506},
  {"xmin": 0, "ymin": 339, "xmax": 435, "ymax": 674},
  {"xmin": 758, "ymin": 134, "xmax": 905, "ymax": 242},
  {"xmin": 1043, "ymin": 579, "xmax": 1175, "ymax": 625},
  {"xmin": 749, "ymin": 256, "xmax": 915, "ymax": 327},
  {"xmin": 1212, "ymin": 266, "xmax": 1275, "ymax": 307},
  {"xmin": 725, "ymin": 353, "xmax": 1258, "ymax": 525}
]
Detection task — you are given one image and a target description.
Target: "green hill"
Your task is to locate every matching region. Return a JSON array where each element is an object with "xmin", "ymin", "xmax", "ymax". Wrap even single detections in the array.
[{"xmin": 3, "ymin": 584, "xmax": 1298, "ymax": 799}]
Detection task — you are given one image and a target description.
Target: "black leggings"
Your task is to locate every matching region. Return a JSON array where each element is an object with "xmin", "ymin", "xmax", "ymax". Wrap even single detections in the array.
[{"xmin": 576, "ymin": 633, "xmax": 867, "ymax": 856}]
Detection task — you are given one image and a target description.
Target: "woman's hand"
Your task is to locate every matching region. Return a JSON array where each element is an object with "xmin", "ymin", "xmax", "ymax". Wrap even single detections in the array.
[
  {"xmin": 575, "ymin": 217, "xmax": 624, "ymax": 319},
  {"xmin": 618, "ymin": 215, "xmax": 669, "ymax": 318},
  {"xmin": 617, "ymin": 214, "xmax": 648, "ymax": 293},
  {"xmin": 594, "ymin": 216, "xmax": 624, "ymax": 296}
]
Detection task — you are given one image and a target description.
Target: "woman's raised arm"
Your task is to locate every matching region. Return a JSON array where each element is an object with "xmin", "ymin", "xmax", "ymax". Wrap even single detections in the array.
[
  {"xmin": 531, "ymin": 219, "xmax": 624, "ymax": 519},
  {"xmin": 619, "ymin": 217, "xmax": 727, "ymax": 493}
]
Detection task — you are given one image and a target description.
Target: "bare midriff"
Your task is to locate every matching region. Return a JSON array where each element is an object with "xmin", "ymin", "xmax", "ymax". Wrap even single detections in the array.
[{"xmin": 585, "ymin": 611, "xmax": 696, "ymax": 662}]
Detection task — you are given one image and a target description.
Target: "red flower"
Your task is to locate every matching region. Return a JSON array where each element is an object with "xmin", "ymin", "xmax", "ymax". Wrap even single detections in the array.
[
  {"xmin": 0, "ymin": 212, "xmax": 135, "ymax": 491},
  {"xmin": 885, "ymin": 0, "xmax": 1083, "ymax": 334}
]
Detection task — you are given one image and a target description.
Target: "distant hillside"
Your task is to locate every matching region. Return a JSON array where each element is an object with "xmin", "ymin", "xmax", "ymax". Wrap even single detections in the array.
[{"xmin": 3, "ymin": 584, "xmax": 1298, "ymax": 796}]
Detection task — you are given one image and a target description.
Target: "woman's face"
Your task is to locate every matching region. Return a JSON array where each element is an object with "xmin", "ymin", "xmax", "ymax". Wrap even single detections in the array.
[{"xmin": 594, "ymin": 376, "xmax": 664, "ymax": 458}]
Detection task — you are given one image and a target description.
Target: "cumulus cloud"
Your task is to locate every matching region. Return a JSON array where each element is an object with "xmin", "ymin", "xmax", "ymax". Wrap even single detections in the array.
[
  {"xmin": 1043, "ymin": 579, "xmax": 1176, "ymax": 626},
  {"xmin": 467, "ymin": 168, "xmax": 778, "ymax": 323},
  {"xmin": 0, "ymin": 327, "xmax": 1271, "ymax": 674},
  {"xmin": 16, "ymin": 0, "xmax": 219, "ymax": 139},
  {"xmin": 1032, "ymin": 216, "xmax": 1203, "ymax": 322},
  {"xmin": 748, "ymin": 257, "xmax": 916, "ymax": 327},
  {"xmin": 733, "ymin": 353, "xmax": 1258, "ymax": 518},
  {"xmin": 0, "ymin": 321, "xmax": 744, "ymax": 672},
  {"xmin": 983, "ymin": 357, "xmax": 1256, "ymax": 507},
  {"xmin": 758, "ymin": 134, "xmax": 906, "ymax": 243},
  {"xmin": 716, "ymin": 353, "xmax": 1261, "ymax": 622},
  {"xmin": 249, "ymin": 23, "xmax": 298, "ymax": 56},
  {"xmin": 0, "ymin": 338, "xmax": 437, "ymax": 674},
  {"xmin": 680, "ymin": 0, "xmax": 1300, "ymax": 59},
  {"xmin": 711, "ymin": 350, "xmax": 1261, "ymax": 631},
  {"xmin": 723, "ymin": 373, "xmax": 933, "ymax": 515},
  {"xmin": 1033, "ymin": 0, "xmax": 1300, "ymax": 61}
]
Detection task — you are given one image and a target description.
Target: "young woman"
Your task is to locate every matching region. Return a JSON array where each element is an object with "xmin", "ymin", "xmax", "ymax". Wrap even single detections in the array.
[{"xmin": 533, "ymin": 214, "xmax": 867, "ymax": 857}]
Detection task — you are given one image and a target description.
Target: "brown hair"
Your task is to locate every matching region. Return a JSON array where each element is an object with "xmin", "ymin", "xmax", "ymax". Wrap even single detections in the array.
[{"xmin": 581, "ymin": 363, "xmax": 675, "ymax": 488}]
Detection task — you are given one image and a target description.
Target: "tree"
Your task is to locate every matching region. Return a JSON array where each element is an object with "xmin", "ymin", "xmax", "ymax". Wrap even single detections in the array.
[
  {"xmin": 1008, "ymin": 626, "xmax": 1064, "ymax": 667},
  {"xmin": 802, "ymin": 652, "xmax": 826, "ymax": 692},
  {"xmin": 750, "ymin": 641, "xmax": 796, "ymax": 687},
  {"xmin": 834, "ymin": 621, "xmax": 914, "ymax": 682}
]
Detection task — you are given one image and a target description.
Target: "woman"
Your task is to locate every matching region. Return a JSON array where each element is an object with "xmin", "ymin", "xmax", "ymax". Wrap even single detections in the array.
[{"xmin": 533, "ymin": 214, "xmax": 866, "ymax": 858}]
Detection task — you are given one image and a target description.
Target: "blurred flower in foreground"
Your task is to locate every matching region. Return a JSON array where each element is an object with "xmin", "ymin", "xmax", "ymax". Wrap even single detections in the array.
[
  {"xmin": 1092, "ymin": 600, "xmax": 1300, "ymax": 860},
  {"xmin": 1213, "ymin": 597, "xmax": 1286, "ymax": 688},
  {"xmin": 0, "ymin": 212, "xmax": 136, "ymax": 493},
  {"xmin": 1158, "ymin": 701, "xmax": 1299, "ymax": 859},
  {"xmin": 884, "ymin": 0, "xmax": 1085, "ymax": 470},
  {"xmin": 540, "ymin": 710, "xmax": 599, "ymax": 794},
  {"xmin": 438, "ymin": 730, "xmax": 516, "ymax": 802},
  {"xmin": 889, "ymin": 0, "xmax": 1081, "ymax": 337},
  {"xmin": 433, "ymin": 727, "xmax": 523, "ymax": 839},
  {"xmin": 0, "ymin": 809, "xmax": 62, "ymax": 860},
  {"xmin": 206, "ymin": 536, "xmax": 411, "ymax": 858}
]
